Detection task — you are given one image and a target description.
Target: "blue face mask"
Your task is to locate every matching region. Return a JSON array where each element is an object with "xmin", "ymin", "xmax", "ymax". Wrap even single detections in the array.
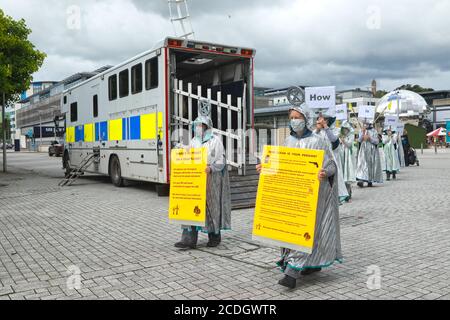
[
  {"xmin": 193, "ymin": 125, "xmax": 212, "ymax": 142},
  {"xmin": 290, "ymin": 119, "xmax": 306, "ymax": 132}
]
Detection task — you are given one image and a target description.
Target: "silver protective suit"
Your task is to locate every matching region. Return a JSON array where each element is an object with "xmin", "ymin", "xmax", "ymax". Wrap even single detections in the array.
[
  {"xmin": 355, "ymin": 128, "xmax": 383, "ymax": 184},
  {"xmin": 277, "ymin": 105, "xmax": 343, "ymax": 277}
]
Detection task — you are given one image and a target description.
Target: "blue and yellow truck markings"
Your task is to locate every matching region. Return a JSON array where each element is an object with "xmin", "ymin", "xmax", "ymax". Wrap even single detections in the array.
[{"xmin": 66, "ymin": 112, "xmax": 163, "ymax": 143}]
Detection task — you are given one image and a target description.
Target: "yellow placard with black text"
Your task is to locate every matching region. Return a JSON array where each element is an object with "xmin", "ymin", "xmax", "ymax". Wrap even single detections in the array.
[
  {"xmin": 169, "ymin": 147, "xmax": 207, "ymax": 227},
  {"xmin": 252, "ymin": 145, "xmax": 324, "ymax": 254}
]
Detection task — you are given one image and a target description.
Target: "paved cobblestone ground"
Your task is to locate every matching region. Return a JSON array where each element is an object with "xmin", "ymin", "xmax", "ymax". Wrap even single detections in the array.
[{"xmin": 0, "ymin": 149, "xmax": 449, "ymax": 300}]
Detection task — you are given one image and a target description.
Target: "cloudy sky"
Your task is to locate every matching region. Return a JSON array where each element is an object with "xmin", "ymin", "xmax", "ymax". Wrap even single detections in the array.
[{"xmin": 2, "ymin": 0, "xmax": 450, "ymax": 91}]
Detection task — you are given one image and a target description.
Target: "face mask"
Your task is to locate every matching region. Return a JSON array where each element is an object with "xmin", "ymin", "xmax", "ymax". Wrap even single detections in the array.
[{"xmin": 290, "ymin": 119, "xmax": 306, "ymax": 132}]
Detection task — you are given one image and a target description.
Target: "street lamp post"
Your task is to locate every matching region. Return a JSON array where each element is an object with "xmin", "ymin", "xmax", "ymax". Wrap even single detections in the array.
[
  {"xmin": 39, "ymin": 111, "xmax": 43, "ymax": 152},
  {"xmin": 2, "ymin": 92, "xmax": 6, "ymax": 172}
]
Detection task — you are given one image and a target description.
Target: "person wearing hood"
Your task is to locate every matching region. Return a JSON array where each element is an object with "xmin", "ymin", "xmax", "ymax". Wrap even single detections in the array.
[
  {"xmin": 356, "ymin": 122, "xmax": 383, "ymax": 187},
  {"xmin": 174, "ymin": 114, "xmax": 231, "ymax": 249},
  {"xmin": 315, "ymin": 114, "xmax": 349, "ymax": 204},
  {"xmin": 382, "ymin": 127, "xmax": 400, "ymax": 181},
  {"xmin": 337, "ymin": 121, "xmax": 356, "ymax": 201},
  {"xmin": 256, "ymin": 104, "xmax": 343, "ymax": 289},
  {"xmin": 396, "ymin": 129, "xmax": 406, "ymax": 168}
]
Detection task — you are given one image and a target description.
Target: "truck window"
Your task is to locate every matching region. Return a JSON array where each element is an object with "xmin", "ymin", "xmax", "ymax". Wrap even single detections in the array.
[
  {"xmin": 119, "ymin": 69, "xmax": 129, "ymax": 98},
  {"xmin": 93, "ymin": 95, "xmax": 98, "ymax": 118},
  {"xmin": 131, "ymin": 63, "xmax": 143, "ymax": 94},
  {"xmin": 70, "ymin": 102, "xmax": 78, "ymax": 122},
  {"xmin": 145, "ymin": 57, "xmax": 158, "ymax": 90},
  {"xmin": 108, "ymin": 75, "xmax": 117, "ymax": 101}
]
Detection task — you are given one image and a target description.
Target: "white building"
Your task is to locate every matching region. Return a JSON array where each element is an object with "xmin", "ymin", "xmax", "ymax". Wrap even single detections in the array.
[{"xmin": 337, "ymin": 88, "xmax": 379, "ymax": 113}]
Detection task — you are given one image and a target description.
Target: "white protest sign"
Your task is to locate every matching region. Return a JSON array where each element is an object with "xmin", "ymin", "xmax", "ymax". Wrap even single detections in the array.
[
  {"xmin": 358, "ymin": 105, "xmax": 375, "ymax": 121},
  {"xmin": 335, "ymin": 104, "xmax": 348, "ymax": 121},
  {"xmin": 384, "ymin": 115, "xmax": 399, "ymax": 130},
  {"xmin": 305, "ymin": 86, "xmax": 336, "ymax": 109}
]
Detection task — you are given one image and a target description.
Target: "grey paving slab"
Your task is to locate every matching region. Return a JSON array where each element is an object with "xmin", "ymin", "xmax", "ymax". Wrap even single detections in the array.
[{"xmin": 1, "ymin": 150, "xmax": 450, "ymax": 300}]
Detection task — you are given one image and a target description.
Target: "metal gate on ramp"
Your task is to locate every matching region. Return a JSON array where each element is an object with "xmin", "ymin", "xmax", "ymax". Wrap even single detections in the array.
[{"xmin": 171, "ymin": 79, "xmax": 247, "ymax": 175}]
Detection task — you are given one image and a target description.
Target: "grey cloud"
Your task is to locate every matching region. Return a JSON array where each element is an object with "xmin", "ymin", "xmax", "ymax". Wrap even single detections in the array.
[{"xmin": 2, "ymin": 0, "xmax": 450, "ymax": 91}]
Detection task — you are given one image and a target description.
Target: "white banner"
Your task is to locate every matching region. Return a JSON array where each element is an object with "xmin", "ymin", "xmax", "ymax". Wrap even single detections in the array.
[
  {"xmin": 335, "ymin": 104, "xmax": 348, "ymax": 121},
  {"xmin": 305, "ymin": 86, "xmax": 336, "ymax": 109},
  {"xmin": 358, "ymin": 105, "xmax": 375, "ymax": 121},
  {"xmin": 384, "ymin": 115, "xmax": 399, "ymax": 130}
]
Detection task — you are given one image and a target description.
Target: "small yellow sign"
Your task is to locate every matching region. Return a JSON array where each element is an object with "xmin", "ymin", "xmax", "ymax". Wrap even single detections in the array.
[
  {"xmin": 252, "ymin": 146, "xmax": 324, "ymax": 254},
  {"xmin": 169, "ymin": 147, "xmax": 207, "ymax": 227}
]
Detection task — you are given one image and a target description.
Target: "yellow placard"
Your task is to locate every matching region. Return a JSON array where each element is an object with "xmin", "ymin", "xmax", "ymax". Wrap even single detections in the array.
[
  {"xmin": 169, "ymin": 147, "xmax": 207, "ymax": 227},
  {"xmin": 252, "ymin": 145, "xmax": 325, "ymax": 254}
]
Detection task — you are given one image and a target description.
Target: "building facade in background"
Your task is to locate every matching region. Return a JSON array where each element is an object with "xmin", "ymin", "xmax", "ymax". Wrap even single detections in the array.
[
  {"xmin": 337, "ymin": 88, "xmax": 379, "ymax": 114},
  {"xmin": 420, "ymin": 90, "xmax": 450, "ymax": 131},
  {"xmin": 6, "ymin": 81, "xmax": 59, "ymax": 145},
  {"xmin": 16, "ymin": 67, "xmax": 111, "ymax": 151}
]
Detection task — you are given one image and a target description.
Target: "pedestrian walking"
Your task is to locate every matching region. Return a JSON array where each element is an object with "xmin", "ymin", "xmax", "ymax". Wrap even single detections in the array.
[
  {"xmin": 256, "ymin": 104, "xmax": 343, "ymax": 289},
  {"xmin": 174, "ymin": 114, "xmax": 231, "ymax": 249},
  {"xmin": 356, "ymin": 122, "xmax": 383, "ymax": 187}
]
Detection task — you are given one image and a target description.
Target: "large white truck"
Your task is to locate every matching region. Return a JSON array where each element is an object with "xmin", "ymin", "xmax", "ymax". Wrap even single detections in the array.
[{"xmin": 61, "ymin": 37, "xmax": 255, "ymax": 194}]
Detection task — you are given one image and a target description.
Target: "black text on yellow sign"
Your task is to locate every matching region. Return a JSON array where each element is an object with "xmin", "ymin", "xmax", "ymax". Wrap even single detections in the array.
[
  {"xmin": 252, "ymin": 145, "xmax": 324, "ymax": 254},
  {"xmin": 169, "ymin": 147, "xmax": 207, "ymax": 227}
]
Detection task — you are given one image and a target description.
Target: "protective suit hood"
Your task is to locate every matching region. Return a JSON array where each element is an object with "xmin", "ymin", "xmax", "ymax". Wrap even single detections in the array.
[{"xmin": 289, "ymin": 103, "xmax": 314, "ymax": 130}]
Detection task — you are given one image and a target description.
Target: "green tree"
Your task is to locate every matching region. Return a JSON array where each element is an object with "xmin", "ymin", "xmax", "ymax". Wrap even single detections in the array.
[
  {"xmin": 374, "ymin": 90, "xmax": 388, "ymax": 98},
  {"xmin": 0, "ymin": 9, "xmax": 46, "ymax": 102},
  {"xmin": 1, "ymin": 8, "xmax": 46, "ymax": 171},
  {"xmin": 395, "ymin": 84, "xmax": 434, "ymax": 93}
]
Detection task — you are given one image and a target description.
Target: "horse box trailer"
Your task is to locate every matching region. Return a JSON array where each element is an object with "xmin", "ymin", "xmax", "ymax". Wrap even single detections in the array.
[{"xmin": 61, "ymin": 37, "xmax": 255, "ymax": 194}]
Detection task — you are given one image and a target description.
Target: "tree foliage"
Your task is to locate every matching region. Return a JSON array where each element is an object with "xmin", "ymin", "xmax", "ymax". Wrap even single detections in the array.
[
  {"xmin": 374, "ymin": 90, "xmax": 388, "ymax": 98},
  {"xmin": 0, "ymin": 9, "xmax": 46, "ymax": 105},
  {"xmin": 395, "ymin": 84, "xmax": 434, "ymax": 93}
]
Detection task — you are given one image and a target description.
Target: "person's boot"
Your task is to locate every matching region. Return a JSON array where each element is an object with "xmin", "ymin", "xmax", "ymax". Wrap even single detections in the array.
[
  {"xmin": 357, "ymin": 181, "xmax": 364, "ymax": 188},
  {"xmin": 345, "ymin": 183, "xmax": 352, "ymax": 202},
  {"xmin": 174, "ymin": 227, "xmax": 198, "ymax": 249},
  {"xmin": 207, "ymin": 232, "xmax": 221, "ymax": 247},
  {"xmin": 392, "ymin": 172, "xmax": 396, "ymax": 180},
  {"xmin": 301, "ymin": 268, "xmax": 322, "ymax": 275},
  {"xmin": 386, "ymin": 172, "xmax": 391, "ymax": 181},
  {"xmin": 278, "ymin": 275, "xmax": 296, "ymax": 289}
]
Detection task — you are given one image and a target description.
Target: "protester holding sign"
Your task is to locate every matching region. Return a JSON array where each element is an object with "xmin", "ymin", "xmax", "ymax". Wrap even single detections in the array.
[
  {"xmin": 396, "ymin": 124, "xmax": 406, "ymax": 168},
  {"xmin": 315, "ymin": 113, "xmax": 349, "ymax": 204},
  {"xmin": 337, "ymin": 121, "xmax": 356, "ymax": 200},
  {"xmin": 174, "ymin": 114, "xmax": 231, "ymax": 249},
  {"xmin": 382, "ymin": 128, "xmax": 400, "ymax": 181},
  {"xmin": 256, "ymin": 104, "xmax": 343, "ymax": 289},
  {"xmin": 356, "ymin": 122, "xmax": 383, "ymax": 187}
]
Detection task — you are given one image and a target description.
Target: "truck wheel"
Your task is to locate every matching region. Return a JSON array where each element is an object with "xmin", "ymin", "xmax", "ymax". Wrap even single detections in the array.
[
  {"xmin": 110, "ymin": 155, "xmax": 124, "ymax": 187},
  {"xmin": 156, "ymin": 184, "xmax": 170, "ymax": 197}
]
